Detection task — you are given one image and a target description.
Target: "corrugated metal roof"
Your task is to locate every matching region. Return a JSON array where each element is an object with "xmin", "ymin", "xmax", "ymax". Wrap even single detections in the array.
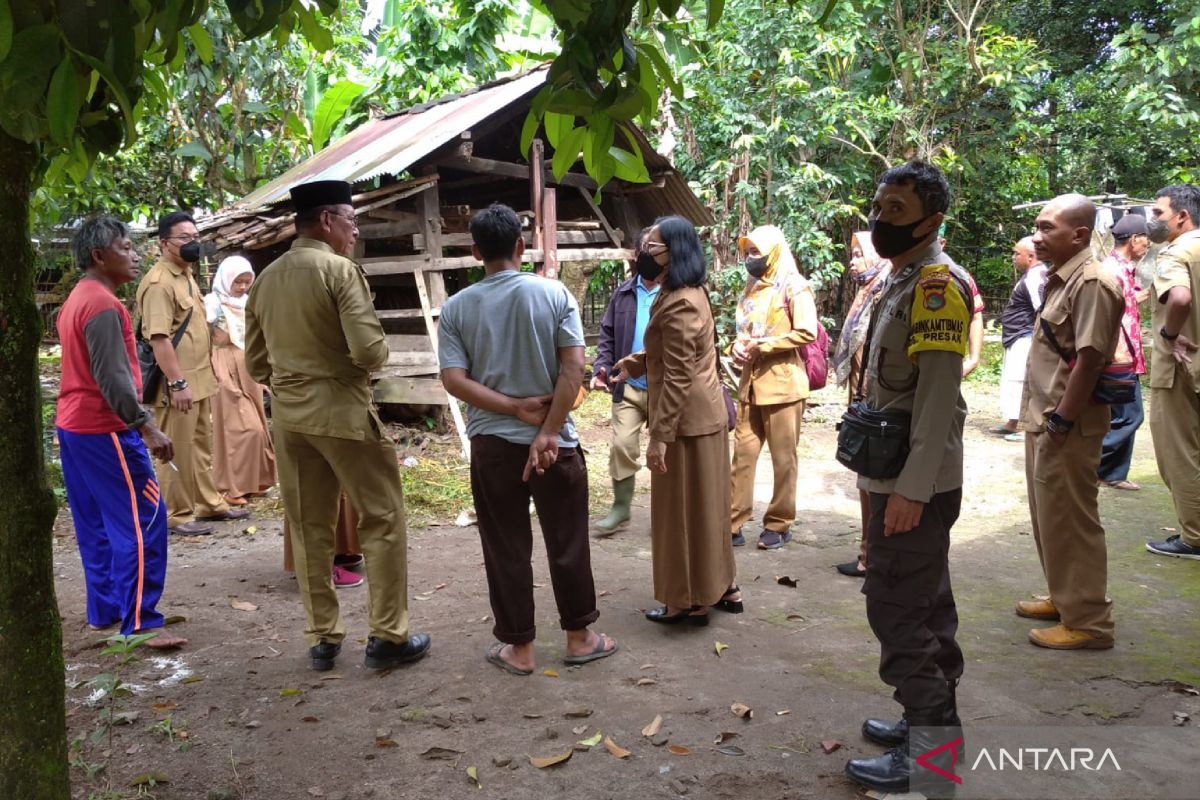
[{"xmin": 235, "ymin": 68, "xmax": 550, "ymax": 209}]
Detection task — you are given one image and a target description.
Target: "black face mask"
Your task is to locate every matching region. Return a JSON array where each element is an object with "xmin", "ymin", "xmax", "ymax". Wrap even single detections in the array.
[
  {"xmin": 636, "ymin": 250, "xmax": 664, "ymax": 282},
  {"xmin": 745, "ymin": 255, "xmax": 769, "ymax": 279},
  {"xmin": 179, "ymin": 241, "xmax": 202, "ymax": 263},
  {"xmin": 1146, "ymin": 217, "xmax": 1170, "ymax": 244},
  {"xmin": 869, "ymin": 215, "xmax": 932, "ymax": 259}
]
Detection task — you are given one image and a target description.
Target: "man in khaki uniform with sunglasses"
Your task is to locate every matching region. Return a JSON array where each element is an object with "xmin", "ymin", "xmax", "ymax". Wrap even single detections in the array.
[{"xmin": 1017, "ymin": 194, "xmax": 1123, "ymax": 650}]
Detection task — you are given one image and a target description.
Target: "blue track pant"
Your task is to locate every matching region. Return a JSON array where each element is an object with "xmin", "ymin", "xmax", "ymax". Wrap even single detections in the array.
[{"xmin": 57, "ymin": 428, "xmax": 168, "ymax": 634}]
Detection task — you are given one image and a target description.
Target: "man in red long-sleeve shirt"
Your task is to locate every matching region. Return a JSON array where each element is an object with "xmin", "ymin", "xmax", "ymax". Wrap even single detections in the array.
[{"xmin": 56, "ymin": 216, "xmax": 186, "ymax": 648}]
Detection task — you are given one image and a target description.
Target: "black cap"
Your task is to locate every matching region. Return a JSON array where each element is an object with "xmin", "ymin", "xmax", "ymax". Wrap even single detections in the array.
[
  {"xmin": 290, "ymin": 180, "xmax": 353, "ymax": 214},
  {"xmin": 1112, "ymin": 213, "xmax": 1147, "ymax": 240}
]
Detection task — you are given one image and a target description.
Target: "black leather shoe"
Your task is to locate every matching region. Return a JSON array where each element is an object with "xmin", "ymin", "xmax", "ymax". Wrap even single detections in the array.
[
  {"xmin": 310, "ymin": 640, "xmax": 341, "ymax": 671},
  {"xmin": 364, "ymin": 633, "xmax": 431, "ymax": 669},
  {"xmin": 863, "ymin": 716, "xmax": 907, "ymax": 747},
  {"xmin": 845, "ymin": 746, "xmax": 911, "ymax": 793},
  {"xmin": 645, "ymin": 606, "xmax": 709, "ymax": 626}
]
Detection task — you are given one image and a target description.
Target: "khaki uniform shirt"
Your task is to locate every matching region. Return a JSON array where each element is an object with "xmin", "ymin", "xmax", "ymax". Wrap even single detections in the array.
[
  {"xmin": 1021, "ymin": 248, "xmax": 1123, "ymax": 435},
  {"xmin": 858, "ymin": 243, "xmax": 970, "ymax": 502},
  {"xmin": 135, "ymin": 258, "xmax": 217, "ymax": 402},
  {"xmin": 244, "ymin": 238, "xmax": 388, "ymax": 441},
  {"xmin": 643, "ymin": 286, "xmax": 727, "ymax": 443},
  {"xmin": 1150, "ymin": 229, "xmax": 1200, "ymax": 390},
  {"xmin": 737, "ymin": 277, "xmax": 819, "ymax": 406}
]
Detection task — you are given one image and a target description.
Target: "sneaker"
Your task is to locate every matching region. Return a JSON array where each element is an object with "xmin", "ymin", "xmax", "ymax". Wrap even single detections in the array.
[
  {"xmin": 332, "ymin": 565, "xmax": 363, "ymax": 588},
  {"xmin": 731, "ymin": 529, "xmax": 746, "ymax": 547},
  {"xmin": 169, "ymin": 520, "xmax": 214, "ymax": 536},
  {"xmin": 757, "ymin": 529, "xmax": 792, "ymax": 550},
  {"xmin": 333, "ymin": 553, "xmax": 365, "ymax": 568},
  {"xmin": 1146, "ymin": 534, "xmax": 1200, "ymax": 560}
]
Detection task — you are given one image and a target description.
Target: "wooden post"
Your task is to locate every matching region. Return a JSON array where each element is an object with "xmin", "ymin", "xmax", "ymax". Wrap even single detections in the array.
[
  {"xmin": 413, "ymin": 267, "xmax": 469, "ymax": 460},
  {"xmin": 416, "ymin": 166, "xmax": 448, "ymax": 308},
  {"xmin": 529, "ymin": 138, "xmax": 545, "ymax": 273},
  {"xmin": 542, "ymin": 187, "xmax": 558, "ymax": 280}
]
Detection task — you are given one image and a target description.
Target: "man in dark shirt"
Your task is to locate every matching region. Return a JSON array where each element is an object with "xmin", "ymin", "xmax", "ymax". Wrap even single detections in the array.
[{"xmin": 995, "ymin": 236, "xmax": 1046, "ymax": 439}]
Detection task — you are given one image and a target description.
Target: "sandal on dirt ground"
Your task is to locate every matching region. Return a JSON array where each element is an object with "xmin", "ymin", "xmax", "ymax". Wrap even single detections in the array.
[
  {"xmin": 714, "ymin": 585, "xmax": 743, "ymax": 614},
  {"xmin": 562, "ymin": 633, "xmax": 619, "ymax": 665},
  {"xmin": 1101, "ymin": 479, "xmax": 1140, "ymax": 491},
  {"xmin": 485, "ymin": 641, "xmax": 532, "ymax": 676}
]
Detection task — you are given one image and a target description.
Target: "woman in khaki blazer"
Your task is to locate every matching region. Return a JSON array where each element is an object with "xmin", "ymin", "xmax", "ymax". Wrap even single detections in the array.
[{"xmin": 615, "ymin": 216, "xmax": 739, "ymax": 626}]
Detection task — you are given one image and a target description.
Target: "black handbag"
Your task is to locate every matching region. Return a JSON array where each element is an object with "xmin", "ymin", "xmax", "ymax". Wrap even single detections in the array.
[
  {"xmin": 1038, "ymin": 318, "xmax": 1137, "ymax": 406},
  {"xmin": 136, "ymin": 282, "xmax": 194, "ymax": 404},
  {"xmin": 835, "ymin": 304, "xmax": 912, "ymax": 479}
]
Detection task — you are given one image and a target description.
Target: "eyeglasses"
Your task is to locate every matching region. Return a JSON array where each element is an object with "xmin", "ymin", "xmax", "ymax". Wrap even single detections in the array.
[
  {"xmin": 325, "ymin": 210, "xmax": 359, "ymax": 228},
  {"xmin": 165, "ymin": 235, "xmax": 199, "ymax": 244},
  {"xmin": 644, "ymin": 241, "xmax": 667, "ymax": 252}
]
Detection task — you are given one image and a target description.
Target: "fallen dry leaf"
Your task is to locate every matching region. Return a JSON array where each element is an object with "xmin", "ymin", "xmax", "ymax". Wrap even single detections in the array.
[
  {"xmin": 718, "ymin": 745, "xmax": 746, "ymax": 756},
  {"xmin": 577, "ymin": 731, "xmax": 603, "ymax": 747},
  {"xmin": 529, "ymin": 751, "xmax": 572, "ymax": 769},
  {"xmin": 604, "ymin": 736, "xmax": 632, "ymax": 759},
  {"xmin": 642, "ymin": 714, "xmax": 664, "ymax": 738},
  {"xmin": 668, "ymin": 745, "xmax": 690, "ymax": 755},
  {"xmin": 522, "ymin": 713, "xmax": 543, "ymax": 719},
  {"xmin": 635, "ymin": 677, "xmax": 657, "ymax": 686},
  {"xmin": 786, "ymin": 613, "xmax": 805, "ymax": 621},
  {"xmin": 466, "ymin": 766, "xmax": 481, "ymax": 789},
  {"xmin": 129, "ymin": 773, "xmax": 170, "ymax": 787},
  {"xmin": 572, "ymin": 725, "xmax": 589, "ymax": 735},
  {"xmin": 163, "ymin": 615, "xmax": 187, "ymax": 625},
  {"xmin": 421, "ymin": 746, "xmax": 464, "ymax": 761},
  {"xmin": 301, "ymin": 715, "xmax": 319, "ymax": 723},
  {"xmin": 307, "ymin": 789, "xmax": 323, "ymax": 797},
  {"xmin": 730, "ymin": 702, "xmax": 753, "ymax": 719},
  {"xmin": 543, "ymin": 668, "xmax": 559, "ymax": 678},
  {"xmin": 714, "ymin": 641, "xmax": 729, "ymax": 657},
  {"xmin": 375, "ymin": 737, "xmax": 398, "ymax": 748},
  {"xmin": 152, "ymin": 702, "xmax": 176, "ymax": 711},
  {"xmin": 714, "ymin": 731, "xmax": 738, "ymax": 745},
  {"xmin": 821, "ymin": 739, "xmax": 843, "ymax": 754},
  {"xmin": 279, "ymin": 688, "xmax": 305, "ymax": 697},
  {"xmin": 231, "ymin": 599, "xmax": 258, "ymax": 612},
  {"xmin": 180, "ymin": 675, "xmax": 204, "ymax": 684},
  {"xmin": 776, "ymin": 709, "xmax": 791, "ymax": 716},
  {"xmin": 564, "ymin": 708, "xmax": 593, "ymax": 718},
  {"xmin": 598, "ymin": 589, "xmax": 611, "ymax": 597},
  {"xmin": 435, "ymin": 583, "xmax": 447, "ymax": 591},
  {"xmin": 243, "ymin": 525, "xmax": 257, "ymax": 535},
  {"xmin": 414, "ymin": 593, "xmax": 434, "ymax": 601},
  {"xmin": 639, "ymin": 663, "xmax": 656, "ymax": 670},
  {"xmin": 775, "ymin": 575, "xmax": 798, "ymax": 588}
]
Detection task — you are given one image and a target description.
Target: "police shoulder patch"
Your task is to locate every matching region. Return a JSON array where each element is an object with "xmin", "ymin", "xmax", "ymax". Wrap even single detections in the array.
[{"xmin": 907, "ymin": 265, "xmax": 970, "ymax": 361}]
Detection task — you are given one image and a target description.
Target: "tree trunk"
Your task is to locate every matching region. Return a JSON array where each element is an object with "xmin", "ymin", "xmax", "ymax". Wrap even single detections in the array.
[{"xmin": 0, "ymin": 132, "xmax": 70, "ymax": 798}]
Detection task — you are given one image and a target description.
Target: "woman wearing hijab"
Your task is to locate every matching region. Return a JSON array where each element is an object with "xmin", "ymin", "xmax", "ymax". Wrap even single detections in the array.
[
  {"xmin": 613, "ymin": 216, "xmax": 738, "ymax": 625},
  {"xmin": 831, "ymin": 233, "xmax": 892, "ymax": 577},
  {"xmin": 205, "ymin": 255, "xmax": 276, "ymax": 505},
  {"xmin": 728, "ymin": 225, "xmax": 819, "ymax": 551}
]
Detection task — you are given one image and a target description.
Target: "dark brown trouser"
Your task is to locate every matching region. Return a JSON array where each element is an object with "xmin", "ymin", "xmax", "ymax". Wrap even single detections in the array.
[
  {"xmin": 469, "ymin": 435, "xmax": 598, "ymax": 644},
  {"xmin": 863, "ymin": 489, "xmax": 963, "ymax": 715}
]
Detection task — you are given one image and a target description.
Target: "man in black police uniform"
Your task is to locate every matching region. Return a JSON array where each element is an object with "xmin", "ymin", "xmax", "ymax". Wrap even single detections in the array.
[{"xmin": 843, "ymin": 161, "xmax": 970, "ymax": 795}]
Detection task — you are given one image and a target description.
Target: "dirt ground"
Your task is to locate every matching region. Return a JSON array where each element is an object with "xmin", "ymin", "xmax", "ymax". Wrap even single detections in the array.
[{"xmin": 56, "ymin": 379, "xmax": 1200, "ymax": 800}]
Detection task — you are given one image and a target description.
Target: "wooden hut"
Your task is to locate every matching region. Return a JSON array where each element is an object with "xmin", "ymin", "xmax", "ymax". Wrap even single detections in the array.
[{"xmin": 199, "ymin": 65, "xmax": 712, "ymax": 417}]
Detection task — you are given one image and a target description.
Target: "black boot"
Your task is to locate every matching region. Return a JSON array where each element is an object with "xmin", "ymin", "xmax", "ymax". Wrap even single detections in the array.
[
  {"xmin": 861, "ymin": 679, "xmax": 962, "ymax": 747},
  {"xmin": 364, "ymin": 633, "xmax": 432, "ymax": 669},
  {"xmin": 309, "ymin": 639, "xmax": 341, "ymax": 671},
  {"xmin": 847, "ymin": 706, "xmax": 960, "ymax": 796}
]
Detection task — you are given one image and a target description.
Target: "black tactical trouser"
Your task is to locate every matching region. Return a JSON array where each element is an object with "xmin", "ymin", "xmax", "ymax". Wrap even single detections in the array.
[{"xmin": 862, "ymin": 488, "xmax": 964, "ymax": 715}]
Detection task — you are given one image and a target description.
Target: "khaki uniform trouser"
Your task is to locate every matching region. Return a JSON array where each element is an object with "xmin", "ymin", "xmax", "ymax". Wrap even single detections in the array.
[
  {"xmin": 155, "ymin": 396, "xmax": 228, "ymax": 527},
  {"xmin": 274, "ymin": 420, "xmax": 409, "ymax": 647},
  {"xmin": 1025, "ymin": 429, "xmax": 1114, "ymax": 639},
  {"xmin": 730, "ymin": 399, "xmax": 803, "ymax": 534},
  {"xmin": 609, "ymin": 385, "xmax": 649, "ymax": 481},
  {"xmin": 1150, "ymin": 368, "xmax": 1200, "ymax": 547}
]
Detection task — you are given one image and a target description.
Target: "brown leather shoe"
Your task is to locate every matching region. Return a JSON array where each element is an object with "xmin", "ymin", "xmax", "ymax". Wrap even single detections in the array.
[
  {"xmin": 1028, "ymin": 624, "xmax": 1114, "ymax": 650},
  {"xmin": 198, "ymin": 508, "xmax": 251, "ymax": 521},
  {"xmin": 169, "ymin": 520, "xmax": 214, "ymax": 536},
  {"xmin": 1015, "ymin": 597, "xmax": 1060, "ymax": 620}
]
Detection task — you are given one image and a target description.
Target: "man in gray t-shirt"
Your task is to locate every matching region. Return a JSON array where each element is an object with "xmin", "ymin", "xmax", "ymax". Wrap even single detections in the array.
[{"xmin": 438, "ymin": 203, "xmax": 618, "ymax": 677}]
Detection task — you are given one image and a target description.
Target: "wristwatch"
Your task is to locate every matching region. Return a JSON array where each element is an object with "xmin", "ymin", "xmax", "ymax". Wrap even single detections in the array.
[
  {"xmin": 1046, "ymin": 410, "xmax": 1074, "ymax": 434},
  {"xmin": 1160, "ymin": 326, "xmax": 1180, "ymax": 342},
  {"xmin": 167, "ymin": 377, "xmax": 189, "ymax": 392}
]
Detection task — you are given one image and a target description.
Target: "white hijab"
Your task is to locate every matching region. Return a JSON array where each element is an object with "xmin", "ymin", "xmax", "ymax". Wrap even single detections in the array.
[{"xmin": 204, "ymin": 256, "xmax": 254, "ymax": 349}]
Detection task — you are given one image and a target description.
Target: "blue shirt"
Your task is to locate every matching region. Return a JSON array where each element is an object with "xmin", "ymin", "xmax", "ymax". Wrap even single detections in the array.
[{"xmin": 626, "ymin": 277, "xmax": 660, "ymax": 390}]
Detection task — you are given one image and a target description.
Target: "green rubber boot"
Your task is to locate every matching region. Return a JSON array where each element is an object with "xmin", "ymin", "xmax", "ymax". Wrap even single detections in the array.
[{"xmin": 594, "ymin": 477, "xmax": 635, "ymax": 535}]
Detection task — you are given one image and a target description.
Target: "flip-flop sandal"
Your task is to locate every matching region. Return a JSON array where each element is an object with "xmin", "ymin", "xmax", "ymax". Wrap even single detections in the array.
[
  {"xmin": 485, "ymin": 641, "xmax": 532, "ymax": 676},
  {"xmin": 563, "ymin": 634, "xmax": 619, "ymax": 665}
]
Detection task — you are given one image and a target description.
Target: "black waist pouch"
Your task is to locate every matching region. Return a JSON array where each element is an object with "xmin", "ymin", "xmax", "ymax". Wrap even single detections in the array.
[{"xmin": 835, "ymin": 401, "xmax": 911, "ymax": 479}]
